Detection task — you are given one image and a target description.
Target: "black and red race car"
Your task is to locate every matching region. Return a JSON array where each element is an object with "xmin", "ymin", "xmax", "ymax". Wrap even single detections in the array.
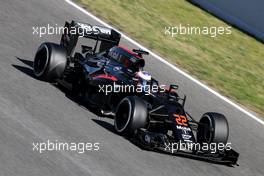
[{"xmin": 33, "ymin": 21, "xmax": 239, "ymax": 166}]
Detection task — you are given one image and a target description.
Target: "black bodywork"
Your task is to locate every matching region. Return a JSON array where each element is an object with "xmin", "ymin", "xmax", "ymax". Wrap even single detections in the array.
[{"xmin": 36, "ymin": 21, "xmax": 239, "ymax": 166}]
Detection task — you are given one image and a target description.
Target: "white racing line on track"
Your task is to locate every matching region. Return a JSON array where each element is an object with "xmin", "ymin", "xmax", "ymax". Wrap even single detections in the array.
[{"xmin": 65, "ymin": 0, "xmax": 264, "ymax": 126}]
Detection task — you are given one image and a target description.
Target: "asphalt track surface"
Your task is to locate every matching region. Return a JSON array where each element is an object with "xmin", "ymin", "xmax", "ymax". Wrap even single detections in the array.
[{"xmin": 0, "ymin": 0, "xmax": 264, "ymax": 176}]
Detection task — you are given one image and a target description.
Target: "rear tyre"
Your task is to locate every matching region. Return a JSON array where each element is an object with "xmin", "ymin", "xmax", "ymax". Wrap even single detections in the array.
[
  {"xmin": 33, "ymin": 42, "xmax": 67, "ymax": 82},
  {"xmin": 197, "ymin": 112, "xmax": 229, "ymax": 144},
  {"xmin": 114, "ymin": 96, "xmax": 148, "ymax": 136}
]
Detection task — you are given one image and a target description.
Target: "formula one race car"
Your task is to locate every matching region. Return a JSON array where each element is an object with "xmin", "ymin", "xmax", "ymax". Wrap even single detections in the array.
[{"xmin": 33, "ymin": 21, "xmax": 239, "ymax": 166}]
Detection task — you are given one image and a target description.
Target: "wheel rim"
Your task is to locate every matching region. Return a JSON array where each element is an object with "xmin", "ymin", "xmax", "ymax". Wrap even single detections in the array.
[
  {"xmin": 200, "ymin": 115, "xmax": 213, "ymax": 143},
  {"xmin": 115, "ymin": 98, "xmax": 132, "ymax": 132},
  {"xmin": 33, "ymin": 44, "xmax": 49, "ymax": 77}
]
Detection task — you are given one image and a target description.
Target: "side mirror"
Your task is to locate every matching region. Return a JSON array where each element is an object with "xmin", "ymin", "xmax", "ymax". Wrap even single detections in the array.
[
  {"xmin": 169, "ymin": 84, "xmax": 178, "ymax": 92},
  {"xmin": 167, "ymin": 84, "xmax": 179, "ymax": 102}
]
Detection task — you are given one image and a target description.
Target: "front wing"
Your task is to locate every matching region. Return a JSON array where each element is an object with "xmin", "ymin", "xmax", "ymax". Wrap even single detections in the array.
[{"xmin": 130, "ymin": 129, "xmax": 239, "ymax": 166}]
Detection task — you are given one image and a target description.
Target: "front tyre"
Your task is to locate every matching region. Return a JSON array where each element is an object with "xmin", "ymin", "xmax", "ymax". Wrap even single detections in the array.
[
  {"xmin": 33, "ymin": 42, "xmax": 67, "ymax": 82},
  {"xmin": 114, "ymin": 96, "xmax": 148, "ymax": 136},
  {"xmin": 197, "ymin": 112, "xmax": 229, "ymax": 144}
]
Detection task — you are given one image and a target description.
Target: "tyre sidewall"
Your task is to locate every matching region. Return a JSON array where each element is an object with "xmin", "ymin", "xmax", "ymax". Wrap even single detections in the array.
[
  {"xmin": 114, "ymin": 96, "xmax": 148, "ymax": 136},
  {"xmin": 33, "ymin": 42, "xmax": 67, "ymax": 82},
  {"xmin": 197, "ymin": 112, "xmax": 229, "ymax": 144}
]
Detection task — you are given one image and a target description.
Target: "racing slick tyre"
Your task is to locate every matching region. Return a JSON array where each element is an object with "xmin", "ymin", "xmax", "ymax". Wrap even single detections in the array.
[
  {"xmin": 33, "ymin": 42, "xmax": 67, "ymax": 82},
  {"xmin": 197, "ymin": 112, "xmax": 229, "ymax": 144},
  {"xmin": 114, "ymin": 96, "xmax": 148, "ymax": 136}
]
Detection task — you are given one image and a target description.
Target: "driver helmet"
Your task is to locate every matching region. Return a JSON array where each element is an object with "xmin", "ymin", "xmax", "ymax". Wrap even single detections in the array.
[{"xmin": 135, "ymin": 71, "xmax": 152, "ymax": 92}]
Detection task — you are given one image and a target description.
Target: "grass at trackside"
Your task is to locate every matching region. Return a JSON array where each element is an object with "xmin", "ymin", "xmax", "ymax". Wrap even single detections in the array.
[{"xmin": 75, "ymin": 0, "xmax": 264, "ymax": 117}]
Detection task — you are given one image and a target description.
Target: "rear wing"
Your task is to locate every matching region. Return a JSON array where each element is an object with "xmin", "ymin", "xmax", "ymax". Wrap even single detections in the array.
[{"xmin": 60, "ymin": 20, "xmax": 121, "ymax": 56}]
